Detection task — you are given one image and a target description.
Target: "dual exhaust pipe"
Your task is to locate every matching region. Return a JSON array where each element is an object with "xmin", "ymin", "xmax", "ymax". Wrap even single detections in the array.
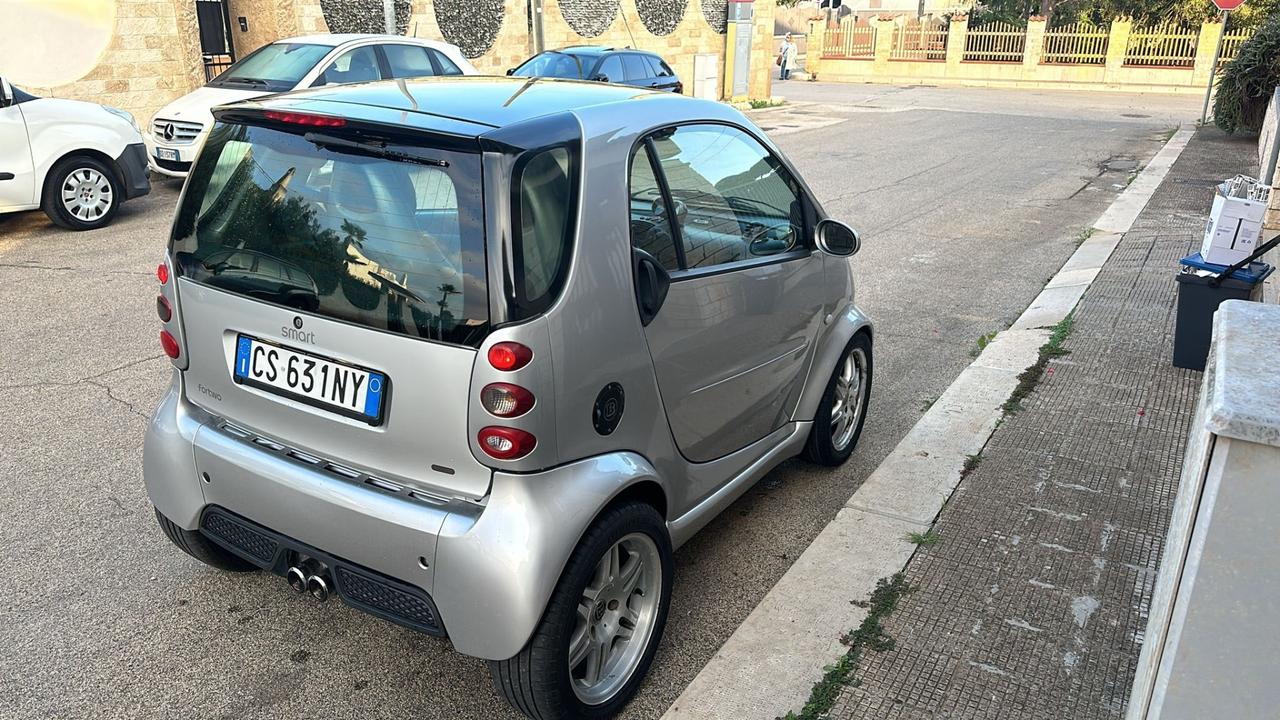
[{"xmin": 287, "ymin": 563, "xmax": 331, "ymax": 602}]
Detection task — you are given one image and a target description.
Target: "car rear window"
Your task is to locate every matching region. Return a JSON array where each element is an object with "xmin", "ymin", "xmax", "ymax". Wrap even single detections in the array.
[{"xmin": 170, "ymin": 122, "xmax": 488, "ymax": 347}]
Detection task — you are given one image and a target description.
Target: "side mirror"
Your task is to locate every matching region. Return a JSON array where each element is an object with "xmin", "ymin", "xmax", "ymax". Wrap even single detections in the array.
[
  {"xmin": 590, "ymin": 74, "xmax": 609, "ymax": 83},
  {"xmin": 0, "ymin": 78, "xmax": 12, "ymax": 107},
  {"xmin": 815, "ymin": 218, "xmax": 860, "ymax": 256}
]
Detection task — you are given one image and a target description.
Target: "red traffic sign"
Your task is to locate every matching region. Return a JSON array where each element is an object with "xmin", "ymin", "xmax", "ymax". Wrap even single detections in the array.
[{"xmin": 1212, "ymin": 0, "xmax": 1243, "ymax": 11}]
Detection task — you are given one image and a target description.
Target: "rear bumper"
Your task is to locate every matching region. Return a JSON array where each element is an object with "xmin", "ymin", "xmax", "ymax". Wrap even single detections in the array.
[
  {"xmin": 143, "ymin": 374, "xmax": 661, "ymax": 660},
  {"xmin": 115, "ymin": 143, "xmax": 151, "ymax": 200}
]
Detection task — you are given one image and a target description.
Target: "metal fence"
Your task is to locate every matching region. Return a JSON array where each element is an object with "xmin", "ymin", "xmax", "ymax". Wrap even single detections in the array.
[
  {"xmin": 891, "ymin": 19, "xmax": 948, "ymax": 61},
  {"xmin": 202, "ymin": 53, "xmax": 234, "ymax": 82},
  {"xmin": 963, "ymin": 20, "xmax": 1026, "ymax": 63},
  {"xmin": 1124, "ymin": 23, "xmax": 1198, "ymax": 68},
  {"xmin": 822, "ymin": 18, "xmax": 877, "ymax": 59},
  {"xmin": 1041, "ymin": 21, "xmax": 1109, "ymax": 65}
]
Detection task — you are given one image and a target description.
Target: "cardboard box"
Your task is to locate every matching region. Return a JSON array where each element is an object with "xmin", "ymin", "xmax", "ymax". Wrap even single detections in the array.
[{"xmin": 1202, "ymin": 188, "xmax": 1267, "ymax": 266}]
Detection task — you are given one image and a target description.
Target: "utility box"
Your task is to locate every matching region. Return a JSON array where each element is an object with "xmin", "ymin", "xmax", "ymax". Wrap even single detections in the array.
[
  {"xmin": 1128, "ymin": 300, "xmax": 1280, "ymax": 720},
  {"xmin": 693, "ymin": 53, "xmax": 719, "ymax": 101},
  {"xmin": 725, "ymin": 0, "xmax": 755, "ymax": 100}
]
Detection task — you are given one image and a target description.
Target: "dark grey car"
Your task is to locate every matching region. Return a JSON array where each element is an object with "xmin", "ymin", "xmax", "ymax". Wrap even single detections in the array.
[{"xmin": 144, "ymin": 76, "xmax": 871, "ymax": 719}]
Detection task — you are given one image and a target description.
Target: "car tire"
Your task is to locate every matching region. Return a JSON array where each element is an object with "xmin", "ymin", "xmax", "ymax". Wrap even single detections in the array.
[
  {"xmin": 42, "ymin": 155, "xmax": 122, "ymax": 231},
  {"xmin": 803, "ymin": 332, "xmax": 872, "ymax": 467},
  {"xmin": 489, "ymin": 501, "xmax": 673, "ymax": 720},
  {"xmin": 154, "ymin": 508, "xmax": 257, "ymax": 573}
]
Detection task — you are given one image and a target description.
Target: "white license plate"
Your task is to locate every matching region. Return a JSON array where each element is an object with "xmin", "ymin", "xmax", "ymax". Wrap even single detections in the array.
[
  {"xmin": 155, "ymin": 147, "xmax": 179, "ymax": 162},
  {"xmin": 232, "ymin": 335, "xmax": 387, "ymax": 424}
]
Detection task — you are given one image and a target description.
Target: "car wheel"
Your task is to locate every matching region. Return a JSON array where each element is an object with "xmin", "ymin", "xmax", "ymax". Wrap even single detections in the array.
[
  {"xmin": 489, "ymin": 501, "xmax": 672, "ymax": 719},
  {"xmin": 42, "ymin": 156, "xmax": 121, "ymax": 231},
  {"xmin": 153, "ymin": 508, "xmax": 257, "ymax": 572},
  {"xmin": 803, "ymin": 332, "xmax": 872, "ymax": 466}
]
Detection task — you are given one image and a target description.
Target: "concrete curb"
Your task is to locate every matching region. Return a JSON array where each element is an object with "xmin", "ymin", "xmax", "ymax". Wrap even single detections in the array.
[{"xmin": 661, "ymin": 126, "xmax": 1197, "ymax": 720}]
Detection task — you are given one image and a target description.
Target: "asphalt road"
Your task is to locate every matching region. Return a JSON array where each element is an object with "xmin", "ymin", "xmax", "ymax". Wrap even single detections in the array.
[{"xmin": 0, "ymin": 84, "xmax": 1198, "ymax": 720}]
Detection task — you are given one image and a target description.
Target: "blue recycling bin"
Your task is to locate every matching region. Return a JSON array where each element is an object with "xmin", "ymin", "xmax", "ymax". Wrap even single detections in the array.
[{"xmin": 1173, "ymin": 253, "xmax": 1274, "ymax": 371}]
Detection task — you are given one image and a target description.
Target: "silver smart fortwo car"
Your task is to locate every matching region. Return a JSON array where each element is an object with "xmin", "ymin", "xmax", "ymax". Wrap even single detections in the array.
[{"xmin": 144, "ymin": 77, "xmax": 872, "ymax": 719}]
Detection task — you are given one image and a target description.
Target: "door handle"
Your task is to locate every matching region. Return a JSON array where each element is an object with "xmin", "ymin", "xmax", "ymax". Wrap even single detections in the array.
[
  {"xmin": 0, "ymin": 172, "xmax": 14, "ymax": 181},
  {"xmin": 632, "ymin": 247, "xmax": 670, "ymax": 326}
]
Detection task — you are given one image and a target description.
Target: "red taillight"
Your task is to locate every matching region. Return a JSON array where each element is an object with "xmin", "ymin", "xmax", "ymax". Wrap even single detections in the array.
[
  {"xmin": 488, "ymin": 342, "xmax": 533, "ymax": 371},
  {"xmin": 156, "ymin": 295, "xmax": 172, "ymax": 322},
  {"xmin": 478, "ymin": 427, "xmax": 536, "ymax": 460},
  {"xmin": 264, "ymin": 110, "xmax": 346, "ymax": 127},
  {"xmin": 160, "ymin": 330, "xmax": 180, "ymax": 359},
  {"xmin": 480, "ymin": 383, "xmax": 535, "ymax": 418},
  {"xmin": 156, "ymin": 263, "xmax": 169, "ymax": 284}
]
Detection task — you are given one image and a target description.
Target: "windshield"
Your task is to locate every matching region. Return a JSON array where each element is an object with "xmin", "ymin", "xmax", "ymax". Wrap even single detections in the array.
[
  {"xmin": 512, "ymin": 52, "xmax": 592, "ymax": 79},
  {"xmin": 209, "ymin": 43, "xmax": 331, "ymax": 91},
  {"xmin": 170, "ymin": 122, "xmax": 489, "ymax": 347}
]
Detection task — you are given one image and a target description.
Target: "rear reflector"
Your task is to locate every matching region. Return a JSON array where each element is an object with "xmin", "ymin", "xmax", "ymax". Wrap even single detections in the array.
[
  {"xmin": 477, "ymin": 426, "xmax": 536, "ymax": 460},
  {"xmin": 160, "ymin": 329, "xmax": 180, "ymax": 359},
  {"xmin": 156, "ymin": 295, "xmax": 172, "ymax": 322},
  {"xmin": 263, "ymin": 110, "xmax": 346, "ymax": 127},
  {"xmin": 156, "ymin": 263, "xmax": 169, "ymax": 284},
  {"xmin": 480, "ymin": 383, "xmax": 534, "ymax": 418},
  {"xmin": 488, "ymin": 342, "xmax": 533, "ymax": 371}
]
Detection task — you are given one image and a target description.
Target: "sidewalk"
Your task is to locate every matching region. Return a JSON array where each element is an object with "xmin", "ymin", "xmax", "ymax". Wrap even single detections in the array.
[{"xmin": 824, "ymin": 127, "xmax": 1257, "ymax": 719}]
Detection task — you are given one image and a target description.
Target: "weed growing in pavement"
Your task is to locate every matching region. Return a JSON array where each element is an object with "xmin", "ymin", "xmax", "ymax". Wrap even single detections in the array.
[
  {"xmin": 961, "ymin": 453, "xmax": 982, "ymax": 479},
  {"xmin": 1002, "ymin": 312, "xmax": 1075, "ymax": 416},
  {"xmin": 780, "ymin": 573, "xmax": 913, "ymax": 720},
  {"xmin": 749, "ymin": 98, "xmax": 784, "ymax": 109},
  {"xmin": 905, "ymin": 529, "xmax": 941, "ymax": 547},
  {"xmin": 971, "ymin": 331, "xmax": 999, "ymax": 357},
  {"xmin": 920, "ymin": 395, "xmax": 938, "ymax": 412},
  {"xmin": 1076, "ymin": 227, "xmax": 1095, "ymax": 246}
]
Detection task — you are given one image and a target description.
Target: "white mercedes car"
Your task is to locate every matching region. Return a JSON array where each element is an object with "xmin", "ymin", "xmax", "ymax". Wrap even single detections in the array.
[{"xmin": 146, "ymin": 34, "xmax": 478, "ymax": 178}]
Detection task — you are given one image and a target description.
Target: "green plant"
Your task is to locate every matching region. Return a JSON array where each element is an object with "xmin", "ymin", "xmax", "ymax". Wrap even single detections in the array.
[
  {"xmin": 781, "ymin": 574, "xmax": 913, "ymax": 720},
  {"xmin": 1214, "ymin": 14, "xmax": 1280, "ymax": 134},
  {"xmin": 920, "ymin": 395, "xmax": 938, "ymax": 412},
  {"xmin": 906, "ymin": 529, "xmax": 941, "ymax": 546},
  {"xmin": 1002, "ymin": 311, "xmax": 1075, "ymax": 415},
  {"xmin": 749, "ymin": 98, "xmax": 783, "ymax": 109},
  {"xmin": 961, "ymin": 453, "xmax": 983, "ymax": 478},
  {"xmin": 972, "ymin": 330, "xmax": 999, "ymax": 357}
]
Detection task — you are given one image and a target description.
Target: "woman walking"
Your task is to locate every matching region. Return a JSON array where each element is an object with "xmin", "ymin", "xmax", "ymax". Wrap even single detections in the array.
[{"xmin": 778, "ymin": 33, "xmax": 797, "ymax": 81}]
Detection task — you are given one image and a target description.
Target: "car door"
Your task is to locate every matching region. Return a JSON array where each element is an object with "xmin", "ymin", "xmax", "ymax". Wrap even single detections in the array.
[
  {"xmin": 381, "ymin": 43, "xmax": 439, "ymax": 80},
  {"xmin": 630, "ymin": 123, "xmax": 825, "ymax": 463},
  {"xmin": 0, "ymin": 80, "xmax": 35, "ymax": 210},
  {"xmin": 621, "ymin": 53, "xmax": 654, "ymax": 88},
  {"xmin": 309, "ymin": 45, "xmax": 384, "ymax": 87},
  {"xmin": 594, "ymin": 55, "xmax": 624, "ymax": 84},
  {"xmin": 646, "ymin": 56, "xmax": 681, "ymax": 92}
]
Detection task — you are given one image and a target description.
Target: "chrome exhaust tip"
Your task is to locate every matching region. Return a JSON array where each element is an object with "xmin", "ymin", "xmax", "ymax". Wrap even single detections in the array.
[
  {"xmin": 286, "ymin": 566, "xmax": 307, "ymax": 594},
  {"xmin": 306, "ymin": 574, "xmax": 330, "ymax": 603}
]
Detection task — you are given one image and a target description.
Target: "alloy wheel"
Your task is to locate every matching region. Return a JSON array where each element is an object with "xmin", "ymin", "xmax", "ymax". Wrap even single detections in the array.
[
  {"xmin": 568, "ymin": 532, "xmax": 662, "ymax": 706},
  {"xmin": 830, "ymin": 347, "xmax": 868, "ymax": 452},
  {"xmin": 61, "ymin": 167, "xmax": 113, "ymax": 222}
]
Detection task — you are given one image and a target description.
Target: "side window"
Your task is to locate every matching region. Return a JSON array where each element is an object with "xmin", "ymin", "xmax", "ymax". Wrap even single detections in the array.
[
  {"xmin": 628, "ymin": 148, "xmax": 681, "ymax": 272},
  {"xmin": 429, "ymin": 49, "xmax": 464, "ymax": 76},
  {"xmin": 516, "ymin": 148, "xmax": 574, "ymax": 310},
  {"xmin": 654, "ymin": 59, "xmax": 675, "ymax": 77},
  {"xmin": 383, "ymin": 44, "xmax": 437, "ymax": 79},
  {"xmin": 595, "ymin": 56, "xmax": 624, "ymax": 82},
  {"xmin": 314, "ymin": 46, "xmax": 382, "ymax": 86},
  {"xmin": 649, "ymin": 124, "xmax": 806, "ymax": 271},
  {"xmin": 623, "ymin": 54, "xmax": 651, "ymax": 82}
]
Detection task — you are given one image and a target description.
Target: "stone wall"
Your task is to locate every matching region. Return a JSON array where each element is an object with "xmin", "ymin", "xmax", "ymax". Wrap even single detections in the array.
[
  {"xmin": 0, "ymin": 0, "xmax": 329, "ymax": 128},
  {"xmin": 407, "ymin": 0, "xmax": 775, "ymax": 100}
]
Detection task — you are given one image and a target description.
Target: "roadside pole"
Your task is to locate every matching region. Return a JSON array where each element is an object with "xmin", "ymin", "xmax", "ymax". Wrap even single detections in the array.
[
  {"xmin": 1201, "ymin": 2, "xmax": 1241, "ymax": 125},
  {"xmin": 383, "ymin": 0, "xmax": 396, "ymax": 34}
]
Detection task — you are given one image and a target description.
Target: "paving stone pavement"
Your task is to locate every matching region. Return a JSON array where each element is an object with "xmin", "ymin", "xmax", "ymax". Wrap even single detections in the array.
[{"xmin": 826, "ymin": 127, "xmax": 1259, "ymax": 720}]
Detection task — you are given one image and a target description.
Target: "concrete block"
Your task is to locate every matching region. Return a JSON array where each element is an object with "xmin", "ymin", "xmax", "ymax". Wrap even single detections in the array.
[{"xmin": 1009, "ymin": 284, "xmax": 1088, "ymax": 331}]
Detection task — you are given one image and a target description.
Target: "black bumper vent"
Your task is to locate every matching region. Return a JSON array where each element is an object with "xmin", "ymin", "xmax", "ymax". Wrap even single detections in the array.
[
  {"xmin": 153, "ymin": 156, "xmax": 192, "ymax": 173},
  {"xmin": 202, "ymin": 510, "xmax": 277, "ymax": 563},
  {"xmin": 337, "ymin": 566, "xmax": 440, "ymax": 633},
  {"xmin": 198, "ymin": 506, "xmax": 444, "ymax": 637}
]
